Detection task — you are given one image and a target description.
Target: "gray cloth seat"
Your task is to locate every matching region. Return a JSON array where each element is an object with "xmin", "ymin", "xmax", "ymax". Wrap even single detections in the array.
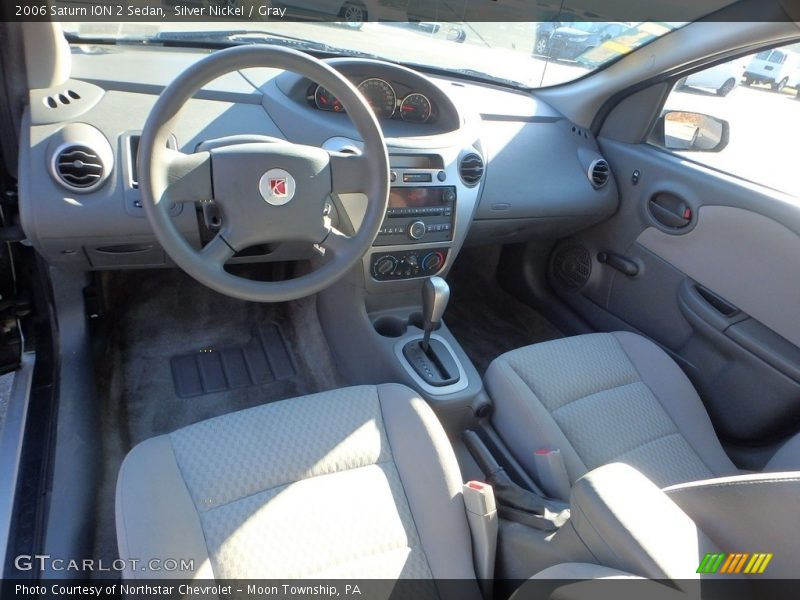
[
  {"xmin": 115, "ymin": 384, "xmax": 480, "ymax": 592},
  {"xmin": 486, "ymin": 331, "xmax": 800, "ymax": 493}
]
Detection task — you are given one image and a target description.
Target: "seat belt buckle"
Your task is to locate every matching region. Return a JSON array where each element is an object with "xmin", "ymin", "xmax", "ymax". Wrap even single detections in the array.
[
  {"xmin": 463, "ymin": 481, "xmax": 498, "ymax": 599},
  {"xmin": 533, "ymin": 448, "xmax": 572, "ymax": 502}
]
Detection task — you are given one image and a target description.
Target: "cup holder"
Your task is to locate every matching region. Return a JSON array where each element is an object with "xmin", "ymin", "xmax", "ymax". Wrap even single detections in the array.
[
  {"xmin": 374, "ymin": 312, "xmax": 443, "ymax": 338},
  {"xmin": 373, "ymin": 315, "xmax": 408, "ymax": 338},
  {"xmin": 408, "ymin": 312, "xmax": 425, "ymax": 330}
]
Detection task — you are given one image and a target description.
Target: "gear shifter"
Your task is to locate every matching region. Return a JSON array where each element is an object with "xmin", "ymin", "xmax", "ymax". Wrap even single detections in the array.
[
  {"xmin": 402, "ymin": 276, "xmax": 460, "ymax": 387},
  {"xmin": 421, "ymin": 277, "xmax": 450, "ymax": 353}
]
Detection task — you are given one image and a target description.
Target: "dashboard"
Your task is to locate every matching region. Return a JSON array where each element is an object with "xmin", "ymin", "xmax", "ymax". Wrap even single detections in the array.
[{"xmin": 18, "ymin": 44, "xmax": 619, "ymax": 292}]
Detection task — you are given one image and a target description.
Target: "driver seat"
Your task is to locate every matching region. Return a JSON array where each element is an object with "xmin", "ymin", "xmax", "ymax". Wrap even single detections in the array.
[{"xmin": 115, "ymin": 384, "xmax": 481, "ymax": 592}]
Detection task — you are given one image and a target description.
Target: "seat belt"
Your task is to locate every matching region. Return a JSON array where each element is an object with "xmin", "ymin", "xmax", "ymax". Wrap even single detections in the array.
[
  {"xmin": 533, "ymin": 448, "xmax": 572, "ymax": 502},
  {"xmin": 463, "ymin": 430, "xmax": 570, "ymax": 531},
  {"xmin": 462, "ymin": 481, "xmax": 498, "ymax": 600}
]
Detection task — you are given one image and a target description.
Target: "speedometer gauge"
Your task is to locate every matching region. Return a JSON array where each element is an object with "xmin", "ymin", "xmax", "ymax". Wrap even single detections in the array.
[
  {"xmin": 400, "ymin": 93, "xmax": 433, "ymax": 124},
  {"xmin": 356, "ymin": 78, "xmax": 396, "ymax": 119}
]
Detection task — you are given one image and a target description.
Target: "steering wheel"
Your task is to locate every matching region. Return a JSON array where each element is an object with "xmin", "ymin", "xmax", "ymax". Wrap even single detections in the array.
[{"xmin": 138, "ymin": 45, "xmax": 389, "ymax": 302}]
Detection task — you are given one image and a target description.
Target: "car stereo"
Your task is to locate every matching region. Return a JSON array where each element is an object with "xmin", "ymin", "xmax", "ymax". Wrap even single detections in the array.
[{"xmin": 374, "ymin": 185, "xmax": 456, "ymax": 246}]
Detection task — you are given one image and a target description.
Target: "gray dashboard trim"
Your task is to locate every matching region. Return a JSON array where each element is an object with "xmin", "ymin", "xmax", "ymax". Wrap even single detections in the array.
[
  {"xmin": 74, "ymin": 79, "xmax": 264, "ymax": 105},
  {"xmin": 480, "ymin": 114, "xmax": 563, "ymax": 123}
]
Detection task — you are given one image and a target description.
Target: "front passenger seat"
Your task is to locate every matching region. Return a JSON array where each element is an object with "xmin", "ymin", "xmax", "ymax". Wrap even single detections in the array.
[
  {"xmin": 116, "ymin": 384, "xmax": 481, "ymax": 593},
  {"xmin": 486, "ymin": 332, "xmax": 800, "ymax": 496}
]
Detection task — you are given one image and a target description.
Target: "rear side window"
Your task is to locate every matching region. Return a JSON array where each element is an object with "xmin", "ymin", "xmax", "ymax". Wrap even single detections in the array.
[
  {"xmin": 769, "ymin": 51, "xmax": 786, "ymax": 64},
  {"xmin": 650, "ymin": 44, "xmax": 800, "ymax": 197}
]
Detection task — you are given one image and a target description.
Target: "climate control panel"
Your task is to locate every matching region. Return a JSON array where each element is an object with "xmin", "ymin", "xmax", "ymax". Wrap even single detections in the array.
[{"xmin": 371, "ymin": 248, "xmax": 449, "ymax": 281}]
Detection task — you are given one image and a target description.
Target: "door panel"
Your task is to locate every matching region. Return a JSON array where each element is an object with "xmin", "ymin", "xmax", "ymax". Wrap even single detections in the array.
[
  {"xmin": 638, "ymin": 205, "xmax": 800, "ymax": 348},
  {"xmin": 551, "ymin": 139, "xmax": 800, "ymax": 447}
]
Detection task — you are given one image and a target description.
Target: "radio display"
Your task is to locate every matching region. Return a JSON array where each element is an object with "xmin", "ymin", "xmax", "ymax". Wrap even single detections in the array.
[{"xmin": 388, "ymin": 187, "xmax": 448, "ymax": 208}]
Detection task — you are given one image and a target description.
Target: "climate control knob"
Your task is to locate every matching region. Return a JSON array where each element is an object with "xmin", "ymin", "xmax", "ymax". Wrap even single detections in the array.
[
  {"xmin": 422, "ymin": 251, "xmax": 445, "ymax": 273},
  {"xmin": 408, "ymin": 220, "xmax": 427, "ymax": 240},
  {"xmin": 373, "ymin": 256, "xmax": 398, "ymax": 277}
]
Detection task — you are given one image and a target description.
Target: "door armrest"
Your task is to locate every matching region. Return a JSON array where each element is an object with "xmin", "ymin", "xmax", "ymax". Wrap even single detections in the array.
[
  {"xmin": 665, "ymin": 472, "xmax": 800, "ymax": 578},
  {"xmin": 567, "ymin": 463, "xmax": 717, "ymax": 584}
]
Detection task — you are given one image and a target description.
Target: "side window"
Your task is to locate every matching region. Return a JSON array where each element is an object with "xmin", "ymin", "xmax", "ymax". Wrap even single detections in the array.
[{"xmin": 649, "ymin": 43, "xmax": 800, "ymax": 197}]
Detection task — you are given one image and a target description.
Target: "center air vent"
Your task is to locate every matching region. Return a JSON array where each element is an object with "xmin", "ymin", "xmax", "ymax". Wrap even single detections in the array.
[
  {"xmin": 459, "ymin": 153, "xmax": 484, "ymax": 186},
  {"xmin": 54, "ymin": 145, "xmax": 105, "ymax": 191},
  {"xmin": 588, "ymin": 159, "xmax": 610, "ymax": 189}
]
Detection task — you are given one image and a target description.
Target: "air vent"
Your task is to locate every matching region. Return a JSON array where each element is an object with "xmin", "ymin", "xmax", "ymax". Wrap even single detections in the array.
[
  {"xmin": 551, "ymin": 245, "xmax": 592, "ymax": 290},
  {"xmin": 53, "ymin": 145, "xmax": 106, "ymax": 192},
  {"xmin": 459, "ymin": 153, "xmax": 484, "ymax": 186},
  {"xmin": 588, "ymin": 158, "xmax": 610, "ymax": 189},
  {"xmin": 43, "ymin": 89, "xmax": 81, "ymax": 109}
]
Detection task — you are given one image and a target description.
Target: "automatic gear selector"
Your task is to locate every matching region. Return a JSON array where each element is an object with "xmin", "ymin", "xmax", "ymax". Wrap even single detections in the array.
[{"xmin": 402, "ymin": 277, "xmax": 460, "ymax": 386}]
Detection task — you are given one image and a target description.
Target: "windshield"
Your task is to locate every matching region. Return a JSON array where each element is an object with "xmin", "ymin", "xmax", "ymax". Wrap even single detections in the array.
[{"xmin": 61, "ymin": 20, "xmax": 683, "ymax": 89}]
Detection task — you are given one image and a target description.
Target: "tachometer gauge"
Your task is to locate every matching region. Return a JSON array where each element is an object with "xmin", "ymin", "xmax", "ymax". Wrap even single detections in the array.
[
  {"xmin": 399, "ymin": 93, "xmax": 433, "ymax": 124},
  {"xmin": 314, "ymin": 86, "xmax": 344, "ymax": 113},
  {"xmin": 356, "ymin": 78, "xmax": 396, "ymax": 119}
]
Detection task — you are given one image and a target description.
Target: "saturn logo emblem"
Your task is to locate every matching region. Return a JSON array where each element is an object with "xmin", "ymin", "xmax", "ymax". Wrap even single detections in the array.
[
  {"xmin": 269, "ymin": 178, "xmax": 288, "ymax": 197},
  {"xmin": 259, "ymin": 168, "xmax": 296, "ymax": 206}
]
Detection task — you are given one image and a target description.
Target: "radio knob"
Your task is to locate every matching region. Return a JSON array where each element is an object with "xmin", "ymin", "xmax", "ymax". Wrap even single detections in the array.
[
  {"xmin": 444, "ymin": 189, "xmax": 456, "ymax": 203},
  {"xmin": 408, "ymin": 220, "xmax": 427, "ymax": 240},
  {"xmin": 374, "ymin": 256, "xmax": 397, "ymax": 277}
]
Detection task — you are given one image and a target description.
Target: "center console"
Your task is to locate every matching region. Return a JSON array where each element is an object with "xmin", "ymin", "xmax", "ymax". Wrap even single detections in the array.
[
  {"xmin": 321, "ymin": 144, "xmax": 486, "ymax": 413},
  {"xmin": 369, "ymin": 183, "xmax": 456, "ymax": 280},
  {"xmin": 359, "ymin": 148, "xmax": 483, "ymax": 288}
]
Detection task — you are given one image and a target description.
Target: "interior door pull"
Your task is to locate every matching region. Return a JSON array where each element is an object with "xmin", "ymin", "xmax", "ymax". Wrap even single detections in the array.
[
  {"xmin": 648, "ymin": 193, "xmax": 692, "ymax": 229},
  {"xmin": 597, "ymin": 251, "xmax": 639, "ymax": 277}
]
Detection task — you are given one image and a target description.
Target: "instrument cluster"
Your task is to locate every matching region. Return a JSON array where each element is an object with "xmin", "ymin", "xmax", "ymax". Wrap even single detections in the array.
[{"xmin": 307, "ymin": 77, "xmax": 436, "ymax": 124}]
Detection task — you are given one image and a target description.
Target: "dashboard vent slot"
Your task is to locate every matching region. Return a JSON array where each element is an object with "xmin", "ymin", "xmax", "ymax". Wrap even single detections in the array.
[
  {"xmin": 43, "ymin": 89, "xmax": 81, "ymax": 109},
  {"xmin": 588, "ymin": 159, "xmax": 610, "ymax": 189},
  {"xmin": 54, "ymin": 145, "xmax": 105, "ymax": 191},
  {"xmin": 459, "ymin": 153, "xmax": 484, "ymax": 186}
]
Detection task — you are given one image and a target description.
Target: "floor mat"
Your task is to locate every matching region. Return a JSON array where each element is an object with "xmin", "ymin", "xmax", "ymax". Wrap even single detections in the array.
[
  {"xmin": 445, "ymin": 246, "xmax": 563, "ymax": 374},
  {"xmin": 91, "ymin": 269, "xmax": 346, "ymax": 572},
  {"xmin": 171, "ymin": 324, "xmax": 295, "ymax": 398}
]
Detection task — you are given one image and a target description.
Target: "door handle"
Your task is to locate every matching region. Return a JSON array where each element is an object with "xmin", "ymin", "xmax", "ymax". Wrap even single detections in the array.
[
  {"xmin": 678, "ymin": 280, "xmax": 747, "ymax": 332},
  {"xmin": 648, "ymin": 193, "xmax": 693, "ymax": 229}
]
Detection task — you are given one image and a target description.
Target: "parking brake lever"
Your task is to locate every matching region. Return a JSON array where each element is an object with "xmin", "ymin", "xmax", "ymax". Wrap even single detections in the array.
[{"xmin": 463, "ymin": 431, "xmax": 569, "ymax": 531}]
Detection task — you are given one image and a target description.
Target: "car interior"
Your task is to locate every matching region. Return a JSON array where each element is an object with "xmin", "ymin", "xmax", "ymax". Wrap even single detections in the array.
[{"xmin": 1, "ymin": 1, "xmax": 800, "ymax": 598}]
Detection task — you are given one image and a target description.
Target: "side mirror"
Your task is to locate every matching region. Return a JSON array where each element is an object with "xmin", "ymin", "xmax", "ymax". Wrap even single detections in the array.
[
  {"xmin": 656, "ymin": 110, "xmax": 730, "ymax": 152},
  {"xmin": 446, "ymin": 26, "xmax": 467, "ymax": 43}
]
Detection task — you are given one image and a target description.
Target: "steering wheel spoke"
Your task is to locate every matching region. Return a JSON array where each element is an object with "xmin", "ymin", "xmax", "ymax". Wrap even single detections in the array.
[
  {"xmin": 199, "ymin": 233, "xmax": 236, "ymax": 268},
  {"xmin": 161, "ymin": 149, "xmax": 214, "ymax": 206},
  {"xmin": 330, "ymin": 152, "xmax": 373, "ymax": 194}
]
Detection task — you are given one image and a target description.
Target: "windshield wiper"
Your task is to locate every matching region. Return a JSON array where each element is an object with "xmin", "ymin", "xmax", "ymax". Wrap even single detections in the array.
[
  {"xmin": 414, "ymin": 65, "xmax": 528, "ymax": 89},
  {"xmin": 67, "ymin": 28, "xmax": 403, "ymax": 62},
  {"xmin": 152, "ymin": 30, "xmax": 386, "ymax": 61},
  {"xmin": 152, "ymin": 29, "xmax": 333, "ymax": 51}
]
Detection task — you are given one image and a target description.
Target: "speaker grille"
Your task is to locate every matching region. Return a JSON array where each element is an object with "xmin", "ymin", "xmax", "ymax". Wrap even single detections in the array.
[{"xmin": 552, "ymin": 245, "xmax": 592, "ymax": 290}]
